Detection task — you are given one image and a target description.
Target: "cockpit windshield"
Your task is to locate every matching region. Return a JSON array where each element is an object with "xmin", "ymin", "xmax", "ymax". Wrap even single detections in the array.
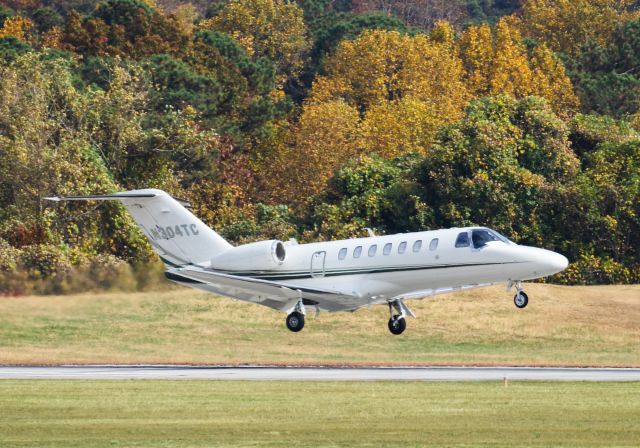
[{"xmin": 471, "ymin": 228, "xmax": 512, "ymax": 248}]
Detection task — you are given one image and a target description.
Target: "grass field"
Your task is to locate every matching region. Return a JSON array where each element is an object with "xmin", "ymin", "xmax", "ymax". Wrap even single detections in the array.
[
  {"xmin": 0, "ymin": 284, "xmax": 638, "ymax": 366},
  {"xmin": 0, "ymin": 380, "xmax": 639, "ymax": 447}
]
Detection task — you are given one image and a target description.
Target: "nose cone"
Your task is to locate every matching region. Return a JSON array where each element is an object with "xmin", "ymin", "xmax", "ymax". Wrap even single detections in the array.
[
  {"xmin": 547, "ymin": 251, "xmax": 569, "ymax": 274},
  {"xmin": 536, "ymin": 249, "xmax": 568, "ymax": 276},
  {"xmin": 510, "ymin": 245, "xmax": 570, "ymax": 280}
]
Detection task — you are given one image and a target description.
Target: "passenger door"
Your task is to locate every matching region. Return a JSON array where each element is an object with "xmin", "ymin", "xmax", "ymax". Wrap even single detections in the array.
[{"xmin": 310, "ymin": 251, "xmax": 326, "ymax": 278}]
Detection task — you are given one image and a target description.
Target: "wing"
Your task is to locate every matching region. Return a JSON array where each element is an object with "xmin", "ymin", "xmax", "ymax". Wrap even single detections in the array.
[{"xmin": 166, "ymin": 267, "xmax": 365, "ymax": 312}]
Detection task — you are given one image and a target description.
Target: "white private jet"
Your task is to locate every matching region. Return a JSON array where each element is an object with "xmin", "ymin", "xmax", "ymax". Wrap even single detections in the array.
[{"xmin": 45, "ymin": 189, "xmax": 569, "ymax": 335}]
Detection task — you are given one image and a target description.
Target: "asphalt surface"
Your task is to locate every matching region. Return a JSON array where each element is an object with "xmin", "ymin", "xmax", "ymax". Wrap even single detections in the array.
[{"xmin": 1, "ymin": 366, "xmax": 640, "ymax": 381}]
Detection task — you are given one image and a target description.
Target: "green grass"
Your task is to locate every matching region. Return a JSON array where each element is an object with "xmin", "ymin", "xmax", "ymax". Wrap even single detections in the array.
[
  {"xmin": 0, "ymin": 380, "xmax": 639, "ymax": 447},
  {"xmin": 0, "ymin": 284, "xmax": 638, "ymax": 366}
]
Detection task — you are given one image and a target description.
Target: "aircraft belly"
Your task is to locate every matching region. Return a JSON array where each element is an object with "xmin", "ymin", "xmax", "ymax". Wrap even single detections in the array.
[{"xmin": 168, "ymin": 259, "xmax": 530, "ymax": 313}]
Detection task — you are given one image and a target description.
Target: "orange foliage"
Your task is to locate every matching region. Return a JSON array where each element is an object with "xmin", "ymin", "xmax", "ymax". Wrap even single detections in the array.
[{"xmin": 0, "ymin": 16, "xmax": 34, "ymax": 41}]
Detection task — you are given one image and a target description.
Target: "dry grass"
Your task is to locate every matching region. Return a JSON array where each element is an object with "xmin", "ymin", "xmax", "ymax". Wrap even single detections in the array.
[{"xmin": 0, "ymin": 284, "xmax": 638, "ymax": 366}]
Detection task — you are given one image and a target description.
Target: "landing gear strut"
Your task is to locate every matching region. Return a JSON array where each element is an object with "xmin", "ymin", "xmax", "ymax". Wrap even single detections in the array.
[
  {"xmin": 510, "ymin": 281, "xmax": 528, "ymax": 309},
  {"xmin": 387, "ymin": 300, "xmax": 407, "ymax": 335},
  {"xmin": 286, "ymin": 299, "xmax": 306, "ymax": 332}
]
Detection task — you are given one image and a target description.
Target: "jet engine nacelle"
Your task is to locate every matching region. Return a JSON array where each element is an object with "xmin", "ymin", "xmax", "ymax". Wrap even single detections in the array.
[{"xmin": 210, "ymin": 239, "xmax": 286, "ymax": 271}]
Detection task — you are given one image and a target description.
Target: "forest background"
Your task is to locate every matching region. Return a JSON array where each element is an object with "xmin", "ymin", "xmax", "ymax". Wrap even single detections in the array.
[{"xmin": 0, "ymin": 0, "xmax": 638, "ymax": 294}]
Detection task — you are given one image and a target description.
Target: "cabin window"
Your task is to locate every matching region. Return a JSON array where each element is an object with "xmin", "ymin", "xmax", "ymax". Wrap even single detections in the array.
[
  {"xmin": 412, "ymin": 240, "xmax": 422, "ymax": 252},
  {"xmin": 455, "ymin": 232, "xmax": 470, "ymax": 248},
  {"xmin": 353, "ymin": 246, "xmax": 362, "ymax": 258},
  {"xmin": 368, "ymin": 245, "xmax": 377, "ymax": 257},
  {"xmin": 398, "ymin": 241, "xmax": 407, "ymax": 254},
  {"xmin": 338, "ymin": 248, "xmax": 347, "ymax": 260},
  {"xmin": 383, "ymin": 243, "xmax": 392, "ymax": 255},
  {"xmin": 429, "ymin": 238, "xmax": 439, "ymax": 251}
]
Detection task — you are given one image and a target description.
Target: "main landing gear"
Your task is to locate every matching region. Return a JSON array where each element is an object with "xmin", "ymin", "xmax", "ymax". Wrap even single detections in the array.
[
  {"xmin": 388, "ymin": 300, "xmax": 413, "ymax": 335},
  {"xmin": 286, "ymin": 311, "xmax": 305, "ymax": 332},
  {"xmin": 286, "ymin": 299, "xmax": 306, "ymax": 332},
  {"xmin": 388, "ymin": 314, "xmax": 406, "ymax": 335},
  {"xmin": 510, "ymin": 281, "xmax": 529, "ymax": 309}
]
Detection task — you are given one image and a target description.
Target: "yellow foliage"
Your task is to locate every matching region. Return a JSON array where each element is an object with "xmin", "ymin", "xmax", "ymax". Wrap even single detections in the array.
[
  {"xmin": 491, "ymin": 18, "xmax": 533, "ymax": 98},
  {"xmin": 200, "ymin": 0, "xmax": 309, "ymax": 80},
  {"xmin": 631, "ymin": 112, "xmax": 640, "ymax": 131},
  {"xmin": 459, "ymin": 17, "xmax": 579, "ymax": 115},
  {"xmin": 310, "ymin": 29, "xmax": 469, "ymax": 118},
  {"xmin": 270, "ymin": 22, "xmax": 582, "ymax": 203},
  {"xmin": 139, "ymin": 0, "xmax": 158, "ymax": 9},
  {"xmin": 0, "ymin": 16, "xmax": 34, "ymax": 41},
  {"xmin": 269, "ymin": 100, "xmax": 360, "ymax": 203},
  {"xmin": 458, "ymin": 23, "xmax": 493, "ymax": 95},
  {"xmin": 530, "ymin": 43, "xmax": 580, "ymax": 115},
  {"xmin": 172, "ymin": 4, "xmax": 199, "ymax": 36},
  {"xmin": 359, "ymin": 96, "xmax": 447, "ymax": 158},
  {"xmin": 266, "ymin": 28, "xmax": 472, "ymax": 202},
  {"xmin": 521, "ymin": 0, "xmax": 640, "ymax": 55},
  {"xmin": 41, "ymin": 26, "xmax": 63, "ymax": 49},
  {"xmin": 429, "ymin": 20, "xmax": 455, "ymax": 48}
]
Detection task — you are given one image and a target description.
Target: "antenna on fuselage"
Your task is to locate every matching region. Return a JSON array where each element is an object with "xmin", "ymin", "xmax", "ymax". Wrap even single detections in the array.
[{"xmin": 364, "ymin": 228, "xmax": 376, "ymax": 237}]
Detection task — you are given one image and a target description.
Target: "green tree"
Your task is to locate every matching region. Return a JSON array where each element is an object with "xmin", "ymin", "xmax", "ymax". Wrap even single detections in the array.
[
  {"xmin": 415, "ymin": 96, "xmax": 578, "ymax": 244},
  {"xmin": 569, "ymin": 19, "xmax": 640, "ymax": 117},
  {"xmin": 0, "ymin": 52, "xmax": 220, "ymax": 264},
  {"xmin": 308, "ymin": 153, "xmax": 426, "ymax": 239},
  {"xmin": 0, "ymin": 52, "xmax": 132, "ymax": 257},
  {"xmin": 0, "ymin": 35, "xmax": 31, "ymax": 62},
  {"xmin": 31, "ymin": 7, "xmax": 64, "ymax": 32},
  {"xmin": 62, "ymin": 0, "xmax": 188, "ymax": 58},
  {"xmin": 549, "ymin": 140, "xmax": 640, "ymax": 284}
]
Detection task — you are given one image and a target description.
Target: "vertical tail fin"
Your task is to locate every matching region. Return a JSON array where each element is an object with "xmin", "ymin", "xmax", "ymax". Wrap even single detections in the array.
[{"xmin": 45, "ymin": 189, "xmax": 232, "ymax": 267}]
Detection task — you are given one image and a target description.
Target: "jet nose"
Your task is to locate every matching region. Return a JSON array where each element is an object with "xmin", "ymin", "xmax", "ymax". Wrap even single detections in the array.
[{"xmin": 545, "ymin": 251, "xmax": 569, "ymax": 274}]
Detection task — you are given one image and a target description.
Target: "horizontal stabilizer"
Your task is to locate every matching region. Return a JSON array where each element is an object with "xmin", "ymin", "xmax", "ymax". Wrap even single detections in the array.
[
  {"xmin": 44, "ymin": 193, "xmax": 156, "ymax": 201},
  {"xmin": 44, "ymin": 193, "xmax": 192, "ymax": 208}
]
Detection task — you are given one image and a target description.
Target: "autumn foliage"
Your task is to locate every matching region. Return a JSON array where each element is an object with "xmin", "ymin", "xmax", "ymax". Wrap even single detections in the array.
[{"xmin": 0, "ymin": 0, "xmax": 638, "ymax": 292}]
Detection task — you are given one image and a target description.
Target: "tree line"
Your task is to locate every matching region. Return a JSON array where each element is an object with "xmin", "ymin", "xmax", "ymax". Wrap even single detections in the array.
[{"xmin": 0, "ymin": 0, "xmax": 638, "ymax": 293}]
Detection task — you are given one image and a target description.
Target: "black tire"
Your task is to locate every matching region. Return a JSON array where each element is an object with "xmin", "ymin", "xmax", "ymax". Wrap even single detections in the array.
[
  {"xmin": 514, "ymin": 291, "xmax": 529, "ymax": 309},
  {"xmin": 388, "ymin": 315, "xmax": 406, "ymax": 335},
  {"xmin": 286, "ymin": 311, "xmax": 305, "ymax": 332}
]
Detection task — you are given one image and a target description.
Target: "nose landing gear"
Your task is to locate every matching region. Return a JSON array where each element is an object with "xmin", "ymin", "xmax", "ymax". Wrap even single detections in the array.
[
  {"xmin": 509, "ymin": 281, "xmax": 529, "ymax": 309},
  {"xmin": 514, "ymin": 291, "xmax": 528, "ymax": 308}
]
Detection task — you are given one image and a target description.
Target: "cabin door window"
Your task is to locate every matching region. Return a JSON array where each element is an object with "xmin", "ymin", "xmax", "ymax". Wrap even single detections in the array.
[{"xmin": 310, "ymin": 251, "xmax": 326, "ymax": 278}]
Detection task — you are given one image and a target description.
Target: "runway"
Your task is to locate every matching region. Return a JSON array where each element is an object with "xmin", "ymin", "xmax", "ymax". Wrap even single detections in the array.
[{"xmin": 1, "ymin": 366, "xmax": 640, "ymax": 381}]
